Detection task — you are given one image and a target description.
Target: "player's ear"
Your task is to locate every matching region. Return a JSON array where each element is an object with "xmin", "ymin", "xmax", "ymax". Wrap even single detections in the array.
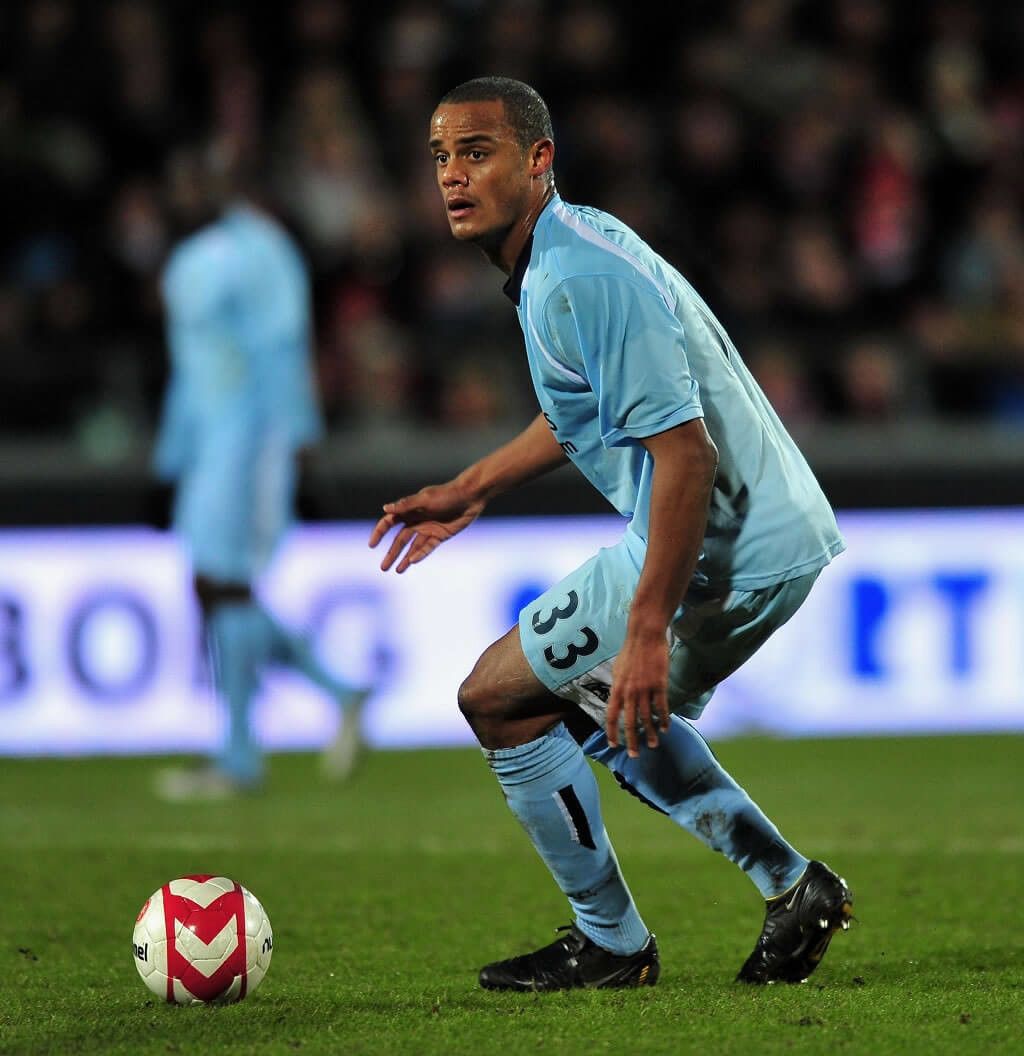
[{"xmin": 528, "ymin": 138, "xmax": 554, "ymax": 180}]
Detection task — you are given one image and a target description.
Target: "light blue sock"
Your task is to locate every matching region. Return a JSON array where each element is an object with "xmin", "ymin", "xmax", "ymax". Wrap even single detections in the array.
[
  {"xmin": 207, "ymin": 602, "xmax": 268, "ymax": 783},
  {"xmin": 259, "ymin": 606, "xmax": 366, "ymax": 711},
  {"xmin": 583, "ymin": 715, "xmax": 807, "ymax": 898},
  {"xmin": 485, "ymin": 723, "xmax": 649, "ymax": 954}
]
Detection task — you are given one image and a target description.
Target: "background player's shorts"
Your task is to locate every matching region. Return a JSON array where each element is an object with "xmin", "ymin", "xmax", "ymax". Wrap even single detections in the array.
[
  {"xmin": 518, "ymin": 531, "xmax": 819, "ymax": 731},
  {"xmin": 174, "ymin": 426, "xmax": 295, "ymax": 582}
]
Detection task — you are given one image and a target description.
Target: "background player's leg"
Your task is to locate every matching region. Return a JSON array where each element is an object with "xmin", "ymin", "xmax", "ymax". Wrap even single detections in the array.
[
  {"xmin": 259, "ymin": 607, "xmax": 371, "ymax": 778},
  {"xmin": 459, "ymin": 628, "xmax": 650, "ymax": 955},
  {"xmin": 155, "ymin": 579, "xmax": 268, "ymax": 800},
  {"xmin": 247, "ymin": 437, "xmax": 360, "ymax": 704},
  {"xmin": 261, "ymin": 608, "xmax": 366, "ymax": 703},
  {"xmin": 207, "ymin": 598, "xmax": 267, "ymax": 785},
  {"xmin": 249, "ymin": 435, "xmax": 371, "ymax": 776}
]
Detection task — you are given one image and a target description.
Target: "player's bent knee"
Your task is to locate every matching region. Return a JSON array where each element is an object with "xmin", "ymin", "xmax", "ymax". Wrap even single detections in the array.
[
  {"xmin": 457, "ymin": 629, "xmax": 567, "ymax": 744},
  {"xmin": 457, "ymin": 662, "xmax": 543, "ymax": 732},
  {"xmin": 457, "ymin": 669, "xmax": 500, "ymax": 726},
  {"xmin": 457, "ymin": 631, "xmax": 523, "ymax": 726},
  {"xmin": 457, "ymin": 664, "xmax": 568, "ymax": 740}
]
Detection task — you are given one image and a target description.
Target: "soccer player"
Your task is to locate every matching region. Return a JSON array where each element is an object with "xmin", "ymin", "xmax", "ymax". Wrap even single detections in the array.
[
  {"xmin": 370, "ymin": 78, "xmax": 852, "ymax": 988},
  {"xmin": 153, "ymin": 143, "xmax": 370, "ymax": 800}
]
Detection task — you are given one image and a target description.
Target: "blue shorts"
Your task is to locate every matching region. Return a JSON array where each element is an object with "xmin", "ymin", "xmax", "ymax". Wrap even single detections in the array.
[
  {"xmin": 518, "ymin": 531, "xmax": 819, "ymax": 728},
  {"xmin": 174, "ymin": 427, "xmax": 295, "ymax": 583}
]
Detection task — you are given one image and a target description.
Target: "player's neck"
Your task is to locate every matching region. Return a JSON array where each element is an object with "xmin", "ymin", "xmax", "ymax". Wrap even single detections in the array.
[
  {"xmin": 170, "ymin": 205, "xmax": 224, "ymax": 241},
  {"xmin": 490, "ymin": 184, "xmax": 556, "ymax": 276}
]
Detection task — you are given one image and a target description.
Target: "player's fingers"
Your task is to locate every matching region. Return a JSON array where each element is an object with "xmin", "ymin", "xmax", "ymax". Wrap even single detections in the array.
[
  {"xmin": 368, "ymin": 512, "xmax": 397, "ymax": 548},
  {"xmin": 646, "ymin": 707, "xmax": 661, "ymax": 748},
  {"xmin": 654, "ymin": 690, "xmax": 670, "ymax": 733},
  {"xmin": 605, "ymin": 693, "xmax": 622, "ymax": 747},
  {"xmin": 395, "ymin": 534, "xmax": 439, "ymax": 573},
  {"xmin": 623, "ymin": 697, "xmax": 639, "ymax": 758},
  {"xmin": 382, "ymin": 494, "xmax": 414, "ymax": 516},
  {"xmin": 406, "ymin": 537, "xmax": 441, "ymax": 566},
  {"xmin": 636, "ymin": 693, "xmax": 660, "ymax": 750},
  {"xmin": 380, "ymin": 525, "xmax": 416, "ymax": 571}
]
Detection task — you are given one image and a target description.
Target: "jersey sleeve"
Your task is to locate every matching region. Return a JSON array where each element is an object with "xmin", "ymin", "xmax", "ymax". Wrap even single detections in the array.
[
  {"xmin": 265, "ymin": 250, "xmax": 324, "ymax": 450},
  {"xmin": 284, "ymin": 339, "xmax": 326, "ymax": 449},
  {"xmin": 542, "ymin": 274, "xmax": 704, "ymax": 448},
  {"xmin": 151, "ymin": 369, "xmax": 194, "ymax": 480},
  {"xmin": 153, "ymin": 239, "xmax": 238, "ymax": 478},
  {"xmin": 162, "ymin": 234, "xmax": 238, "ymax": 332}
]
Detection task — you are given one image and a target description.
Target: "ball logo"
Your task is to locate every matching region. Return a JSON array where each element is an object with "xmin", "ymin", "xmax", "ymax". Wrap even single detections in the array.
[
  {"xmin": 135, "ymin": 898, "xmax": 151, "ymax": 925},
  {"xmin": 162, "ymin": 875, "xmax": 248, "ymax": 1003}
]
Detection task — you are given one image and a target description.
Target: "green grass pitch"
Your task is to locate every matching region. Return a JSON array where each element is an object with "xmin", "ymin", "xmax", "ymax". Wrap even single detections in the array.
[{"xmin": 1, "ymin": 734, "xmax": 1021, "ymax": 1055}]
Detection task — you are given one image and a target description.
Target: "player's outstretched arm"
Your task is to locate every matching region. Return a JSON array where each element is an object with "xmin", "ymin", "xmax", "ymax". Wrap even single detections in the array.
[{"xmin": 370, "ymin": 413, "xmax": 568, "ymax": 573}]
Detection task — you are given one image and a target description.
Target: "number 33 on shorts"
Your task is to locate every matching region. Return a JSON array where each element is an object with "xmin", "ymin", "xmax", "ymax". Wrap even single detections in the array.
[{"xmin": 530, "ymin": 591, "xmax": 601, "ymax": 671}]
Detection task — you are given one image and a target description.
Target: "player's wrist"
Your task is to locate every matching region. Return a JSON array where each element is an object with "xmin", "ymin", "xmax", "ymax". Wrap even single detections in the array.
[
  {"xmin": 453, "ymin": 460, "xmax": 506, "ymax": 507},
  {"xmin": 629, "ymin": 584, "xmax": 681, "ymax": 631},
  {"xmin": 624, "ymin": 607, "xmax": 671, "ymax": 642}
]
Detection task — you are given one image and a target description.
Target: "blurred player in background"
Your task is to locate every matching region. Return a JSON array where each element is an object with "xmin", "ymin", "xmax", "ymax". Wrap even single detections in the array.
[
  {"xmin": 372, "ymin": 78, "xmax": 852, "ymax": 988},
  {"xmin": 152, "ymin": 141, "xmax": 370, "ymax": 800}
]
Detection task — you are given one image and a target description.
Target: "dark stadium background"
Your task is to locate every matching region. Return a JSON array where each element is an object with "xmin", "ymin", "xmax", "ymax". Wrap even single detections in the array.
[{"xmin": 2, "ymin": 0, "xmax": 1022, "ymax": 525}]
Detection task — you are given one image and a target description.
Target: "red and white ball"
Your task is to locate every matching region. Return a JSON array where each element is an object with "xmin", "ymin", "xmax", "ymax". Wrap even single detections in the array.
[{"xmin": 132, "ymin": 875, "xmax": 273, "ymax": 1005}]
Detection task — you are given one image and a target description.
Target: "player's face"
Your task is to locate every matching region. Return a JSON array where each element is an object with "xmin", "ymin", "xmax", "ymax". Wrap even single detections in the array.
[{"xmin": 429, "ymin": 101, "xmax": 534, "ymax": 246}]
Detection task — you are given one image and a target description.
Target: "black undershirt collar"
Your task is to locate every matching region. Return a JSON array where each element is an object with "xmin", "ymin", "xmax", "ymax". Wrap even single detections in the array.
[{"xmin": 502, "ymin": 234, "xmax": 534, "ymax": 306}]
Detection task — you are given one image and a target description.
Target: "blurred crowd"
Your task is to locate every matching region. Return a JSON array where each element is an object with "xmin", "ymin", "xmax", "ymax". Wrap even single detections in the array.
[{"xmin": 2, "ymin": 0, "xmax": 1024, "ymax": 460}]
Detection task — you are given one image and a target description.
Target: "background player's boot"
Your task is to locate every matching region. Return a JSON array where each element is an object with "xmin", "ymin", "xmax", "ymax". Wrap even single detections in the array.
[
  {"xmin": 320, "ymin": 687, "xmax": 371, "ymax": 781},
  {"xmin": 736, "ymin": 860, "xmax": 853, "ymax": 983},
  {"xmin": 479, "ymin": 925, "xmax": 659, "ymax": 991},
  {"xmin": 153, "ymin": 762, "xmax": 261, "ymax": 801}
]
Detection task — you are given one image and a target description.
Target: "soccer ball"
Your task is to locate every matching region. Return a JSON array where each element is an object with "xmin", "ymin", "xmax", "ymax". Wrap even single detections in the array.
[{"xmin": 132, "ymin": 875, "xmax": 273, "ymax": 1005}]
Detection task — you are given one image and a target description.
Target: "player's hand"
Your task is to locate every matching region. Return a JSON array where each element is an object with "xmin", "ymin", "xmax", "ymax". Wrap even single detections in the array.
[
  {"xmin": 606, "ymin": 628, "xmax": 671, "ymax": 757},
  {"xmin": 369, "ymin": 481, "xmax": 486, "ymax": 573}
]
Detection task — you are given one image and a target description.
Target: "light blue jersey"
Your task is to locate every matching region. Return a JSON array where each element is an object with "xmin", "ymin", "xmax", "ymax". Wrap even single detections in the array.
[
  {"xmin": 506, "ymin": 195, "xmax": 844, "ymax": 590},
  {"xmin": 153, "ymin": 204, "xmax": 323, "ymax": 580}
]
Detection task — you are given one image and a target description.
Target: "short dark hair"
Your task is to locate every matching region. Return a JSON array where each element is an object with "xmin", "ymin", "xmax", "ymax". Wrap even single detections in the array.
[{"xmin": 438, "ymin": 77, "xmax": 554, "ymax": 151}]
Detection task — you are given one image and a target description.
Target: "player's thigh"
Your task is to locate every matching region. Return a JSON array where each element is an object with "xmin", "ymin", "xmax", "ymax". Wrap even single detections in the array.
[
  {"xmin": 248, "ymin": 429, "xmax": 296, "ymax": 573},
  {"xmin": 518, "ymin": 538, "xmax": 641, "ymax": 726},
  {"xmin": 175, "ymin": 462, "xmax": 252, "ymax": 581},
  {"xmin": 176, "ymin": 436, "xmax": 292, "ymax": 581}
]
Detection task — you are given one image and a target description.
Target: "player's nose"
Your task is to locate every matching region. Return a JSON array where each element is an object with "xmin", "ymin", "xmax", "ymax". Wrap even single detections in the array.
[{"xmin": 441, "ymin": 162, "xmax": 468, "ymax": 187}]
